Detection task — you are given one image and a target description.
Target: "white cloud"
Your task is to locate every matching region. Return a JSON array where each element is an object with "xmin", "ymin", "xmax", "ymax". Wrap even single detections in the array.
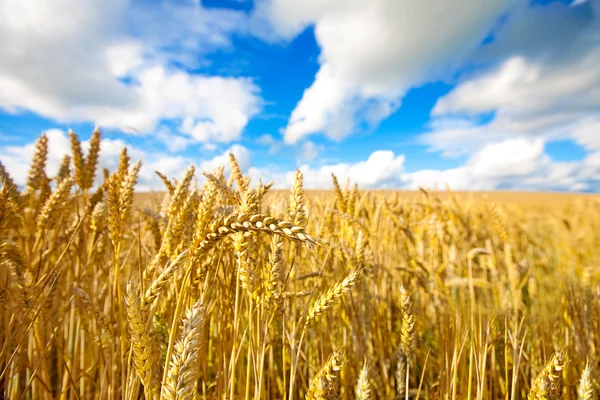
[
  {"xmin": 297, "ymin": 140, "xmax": 322, "ymax": 162},
  {"xmin": 295, "ymin": 150, "xmax": 406, "ymax": 189},
  {"xmin": 468, "ymin": 138, "xmax": 548, "ymax": 179},
  {"xmin": 572, "ymin": 0, "xmax": 591, "ymax": 7},
  {"xmin": 423, "ymin": 1, "xmax": 600, "ymax": 155},
  {"xmin": 245, "ymin": 137, "xmax": 599, "ymax": 192},
  {"xmin": 0, "ymin": 0, "xmax": 261, "ymax": 145},
  {"xmin": 253, "ymin": 0, "xmax": 519, "ymax": 143},
  {"xmin": 404, "ymin": 137, "xmax": 598, "ymax": 192},
  {"xmin": 572, "ymin": 117, "xmax": 600, "ymax": 151}
]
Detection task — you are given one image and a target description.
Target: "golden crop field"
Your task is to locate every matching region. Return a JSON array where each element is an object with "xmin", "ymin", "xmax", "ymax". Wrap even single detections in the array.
[{"xmin": 1, "ymin": 131, "xmax": 600, "ymax": 400}]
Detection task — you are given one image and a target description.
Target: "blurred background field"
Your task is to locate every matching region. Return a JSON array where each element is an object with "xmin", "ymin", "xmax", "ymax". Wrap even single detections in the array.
[{"xmin": 136, "ymin": 190, "xmax": 600, "ymax": 207}]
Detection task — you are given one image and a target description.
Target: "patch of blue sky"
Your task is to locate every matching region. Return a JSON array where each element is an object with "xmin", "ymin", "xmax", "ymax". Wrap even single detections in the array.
[{"xmin": 545, "ymin": 139, "xmax": 588, "ymax": 162}]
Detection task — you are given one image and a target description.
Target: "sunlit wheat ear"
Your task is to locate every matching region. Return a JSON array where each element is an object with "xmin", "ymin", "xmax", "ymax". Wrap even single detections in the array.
[
  {"xmin": 399, "ymin": 285, "xmax": 415, "ymax": 358},
  {"xmin": 26, "ymin": 132, "xmax": 48, "ymax": 192},
  {"xmin": 229, "ymin": 152, "xmax": 249, "ymax": 193},
  {"xmin": 255, "ymin": 179, "xmax": 273, "ymax": 204},
  {"xmin": 192, "ymin": 213, "xmax": 319, "ymax": 263},
  {"xmin": 90, "ymin": 201, "xmax": 106, "ymax": 234},
  {"xmin": 306, "ymin": 351, "xmax": 344, "ymax": 400},
  {"xmin": 528, "ymin": 351, "xmax": 567, "ymax": 400},
  {"xmin": 73, "ymin": 287, "xmax": 111, "ymax": 331},
  {"xmin": 202, "ymin": 171, "xmax": 241, "ymax": 205},
  {"xmin": 125, "ymin": 282, "xmax": 162, "ymax": 400},
  {"xmin": 0, "ymin": 183, "xmax": 19, "ymax": 234},
  {"xmin": 56, "ymin": 154, "xmax": 71, "ymax": 184},
  {"xmin": 69, "ymin": 129, "xmax": 86, "ymax": 189},
  {"xmin": 155, "ymin": 171, "xmax": 175, "ymax": 194},
  {"xmin": 36, "ymin": 177, "xmax": 74, "ymax": 234},
  {"xmin": 83, "ymin": 126, "xmax": 102, "ymax": 190},
  {"xmin": 396, "ymin": 352, "xmax": 407, "ymax": 398},
  {"xmin": 263, "ymin": 235, "xmax": 283, "ymax": 305},
  {"xmin": 305, "ymin": 267, "xmax": 362, "ymax": 328},
  {"xmin": 0, "ymin": 161, "xmax": 18, "ymax": 195},
  {"xmin": 289, "ymin": 169, "xmax": 307, "ymax": 227},
  {"xmin": 347, "ymin": 182, "xmax": 358, "ymax": 215},
  {"xmin": 163, "ymin": 299, "xmax": 210, "ymax": 400},
  {"xmin": 355, "ymin": 361, "xmax": 371, "ymax": 400},
  {"xmin": 168, "ymin": 165, "xmax": 195, "ymax": 220},
  {"xmin": 143, "ymin": 250, "xmax": 189, "ymax": 306},
  {"xmin": 194, "ymin": 180, "xmax": 216, "ymax": 237},
  {"xmin": 117, "ymin": 147, "xmax": 130, "ymax": 179},
  {"xmin": 331, "ymin": 173, "xmax": 346, "ymax": 212},
  {"xmin": 1, "ymin": 241, "xmax": 30, "ymax": 305},
  {"xmin": 577, "ymin": 362, "xmax": 593, "ymax": 400},
  {"xmin": 119, "ymin": 160, "xmax": 141, "ymax": 216}
]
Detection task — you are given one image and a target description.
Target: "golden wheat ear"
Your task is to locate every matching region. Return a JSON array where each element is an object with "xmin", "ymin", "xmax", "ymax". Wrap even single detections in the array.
[
  {"xmin": 305, "ymin": 267, "xmax": 362, "ymax": 328},
  {"xmin": 528, "ymin": 351, "xmax": 567, "ymax": 400},
  {"xmin": 83, "ymin": 127, "xmax": 102, "ymax": 190},
  {"xmin": 26, "ymin": 132, "xmax": 48, "ymax": 192},
  {"xmin": 577, "ymin": 362, "xmax": 593, "ymax": 400},
  {"xmin": 355, "ymin": 361, "xmax": 371, "ymax": 400},
  {"xmin": 125, "ymin": 282, "xmax": 163, "ymax": 400},
  {"xmin": 306, "ymin": 351, "xmax": 344, "ymax": 400},
  {"xmin": 163, "ymin": 298, "xmax": 212, "ymax": 400}
]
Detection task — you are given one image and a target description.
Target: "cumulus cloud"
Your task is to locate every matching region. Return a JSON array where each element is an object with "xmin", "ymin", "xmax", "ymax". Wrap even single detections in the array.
[
  {"xmin": 246, "ymin": 137, "xmax": 599, "ymax": 192},
  {"xmin": 404, "ymin": 137, "xmax": 599, "ymax": 192},
  {"xmin": 0, "ymin": 0, "xmax": 261, "ymax": 145},
  {"xmin": 572, "ymin": 117, "xmax": 600, "ymax": 151},
  {"xmin": 297, "ymin": 141, "xmax": 322, "ymax": 162},
  {"xmin": 423, "ymin": 1, "xmax": 600, "ymax": 155},
  {"xmin": 252, "ymin": 0, "xmax": 519, "ymax": 143}
]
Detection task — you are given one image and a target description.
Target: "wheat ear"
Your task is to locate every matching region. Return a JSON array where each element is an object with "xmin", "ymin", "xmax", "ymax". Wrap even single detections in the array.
[
  {"xmin": 355, "ymin": 361, "xmax": 371, "ymax": 400},
  {"xmin": 306, "ymin": 351, "xmax": 344, "ymax": 400},
  {"xmin": 577, "ymin": 362, "xmax": 593, "ymax": 400},
  {"xmin": 528, "ymin": 351, "xmax": 567, "ymax": 400},
  {"xmin": 163, "ymin": 299, "xmax": 210, "ymax": 400}
]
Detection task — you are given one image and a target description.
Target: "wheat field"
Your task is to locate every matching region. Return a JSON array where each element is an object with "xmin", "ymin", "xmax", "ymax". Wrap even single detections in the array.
[{"xmin": 1, "ymin": 130, "xmax": 599, "ymax": 399}]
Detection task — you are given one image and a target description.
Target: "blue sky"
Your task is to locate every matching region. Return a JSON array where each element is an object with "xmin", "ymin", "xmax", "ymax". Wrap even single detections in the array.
[{"xmin": 0, "ymin": 0, "xmax": 599, "ymax": 191}]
